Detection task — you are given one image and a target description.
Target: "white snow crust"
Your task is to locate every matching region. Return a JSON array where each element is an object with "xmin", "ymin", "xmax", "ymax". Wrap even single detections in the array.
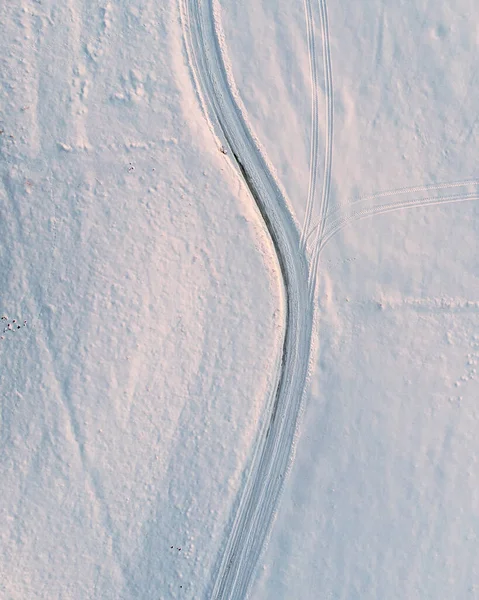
[{"xmin": 2, "ymin": 0, "xmax": 479, "ymax": 598}]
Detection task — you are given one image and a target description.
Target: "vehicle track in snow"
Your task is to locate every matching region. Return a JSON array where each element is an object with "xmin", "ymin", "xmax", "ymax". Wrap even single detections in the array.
[
  {"xmin": 308, "ymin": 0, "xmax": 334, "ymax": 301},
  {"xmin": 180, "ymin": 1, "xmax": 313, "ymax": 598},
  {"xmin": 179, "ymin": 1, "xmax": 479, "ymax": 598},
  {"xmin": 306, "ymin": 177, "xmax": 479, "ymax": 246},
  {"xmin": 305, "ymin": 179, "xmax": 479, "ymax": 254},
  {"xmin": 309, "ymin": 190, "xmax": 479, "ymax": 256},
  {"xmin": 300, "ymin": 0, "xmax": 321, "ymax": 251},
  {"xmin": 349, "ymin": 177, "xmax": 479, "ymax": 204}
]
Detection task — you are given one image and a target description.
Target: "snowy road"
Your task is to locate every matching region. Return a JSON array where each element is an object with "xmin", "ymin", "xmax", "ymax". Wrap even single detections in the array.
[
  {"xmin": 3, "ymin": 0, "xmax": 479, "ymax": 597},
  {"xmin": 181, "ymin": 1, "xmax": 479, "ymax": 598},
  {"xmin": 180, "ymin": 0, "xmax": 314, "ymax": 597}
]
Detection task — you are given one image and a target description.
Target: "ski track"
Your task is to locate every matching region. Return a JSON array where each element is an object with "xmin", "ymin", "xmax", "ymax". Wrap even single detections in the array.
[
  {"xmin": 300, "ymin": 0, "xmax": 321, "ymax": 251},
  {"xmin": 308, "ymin": 0, "xmax": 333, "ymax": 302},
  {"xmin": 180, "ymin": 0, "xmax": 313, "ymax": 598}
]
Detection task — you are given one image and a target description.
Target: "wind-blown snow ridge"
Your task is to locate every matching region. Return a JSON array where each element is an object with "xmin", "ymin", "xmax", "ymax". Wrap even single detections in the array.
[{"xmin": 180, "ymin": 0, "xmax": 313, "ymax": 598}]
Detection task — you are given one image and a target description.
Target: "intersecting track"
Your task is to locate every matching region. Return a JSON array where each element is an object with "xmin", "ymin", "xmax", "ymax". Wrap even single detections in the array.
[{"xmin": 180, "ymin": 0, "xmax": 313, "ymax": 598}]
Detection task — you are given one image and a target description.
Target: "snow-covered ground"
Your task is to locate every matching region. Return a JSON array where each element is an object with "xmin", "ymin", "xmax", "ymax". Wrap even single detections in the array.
[
  {"xmin": 0, "ymin": 2, "xmax": 283, "ymax": 598},
  {"xmin": 255, "ymin": 201, "xmax": 479, "ymax": 599},
  {"xmin": 1, "ymin": 0, "xmax": 478, "ymax": 598},
  {"xmin": 218, "ymin": 0, "xmax": 479, "ymax": 597}
]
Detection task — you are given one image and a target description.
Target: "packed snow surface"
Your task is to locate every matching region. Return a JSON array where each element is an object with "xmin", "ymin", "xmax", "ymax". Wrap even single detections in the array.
[{"xmin": 1, "ymin": 0, "xmax": 479, "ymax": 599}]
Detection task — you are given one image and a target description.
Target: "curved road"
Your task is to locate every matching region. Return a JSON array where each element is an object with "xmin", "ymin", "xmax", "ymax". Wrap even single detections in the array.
[{"xmin": 180, "ymin": 0, "xmax": 314, "ymax": 598}]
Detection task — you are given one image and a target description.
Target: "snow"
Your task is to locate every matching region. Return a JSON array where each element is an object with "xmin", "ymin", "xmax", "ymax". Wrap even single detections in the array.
[
  {"xmin": 1, "ymin": 2, "xmax": 281, "ymax": 598},
  {"xmin": 255, "ymin": 201, "xmax": 479, "ymax": 599},
  {"xmin": 2, "ymin": 0, "xmax": 479, "ymax": 598}
]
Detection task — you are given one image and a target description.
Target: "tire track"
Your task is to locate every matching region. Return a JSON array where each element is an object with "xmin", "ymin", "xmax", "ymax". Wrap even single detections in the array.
[
  {"xmin": 308, "ymin": 0, "xmax": 334, "ymax": 301},
  {"xmin": 306, "ymin": 177, "xmax": 479, "ymax": 245},
  {"xmin": 299, "ymin": 0, "xmax": 321, "ymax": 251},
  {"xmin": 314, "ymin": 191, "xmax": 479, "ymax": 256},
  {"xmin": 180, "ymin": 3, "xmax": 479, "ymax": 597},
  {"xmin": 354, "ymin": 177, "xmax": 479, "ymax": 203},
  {"xmin": 180, "ymin": 1, "xmax": 313, "ymax": 598}
]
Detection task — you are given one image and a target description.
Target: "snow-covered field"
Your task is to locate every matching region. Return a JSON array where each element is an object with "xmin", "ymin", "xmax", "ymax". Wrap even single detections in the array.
[{"xmin": 1, "ymin": 0, "xmax": 478, "ymax": 598}]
